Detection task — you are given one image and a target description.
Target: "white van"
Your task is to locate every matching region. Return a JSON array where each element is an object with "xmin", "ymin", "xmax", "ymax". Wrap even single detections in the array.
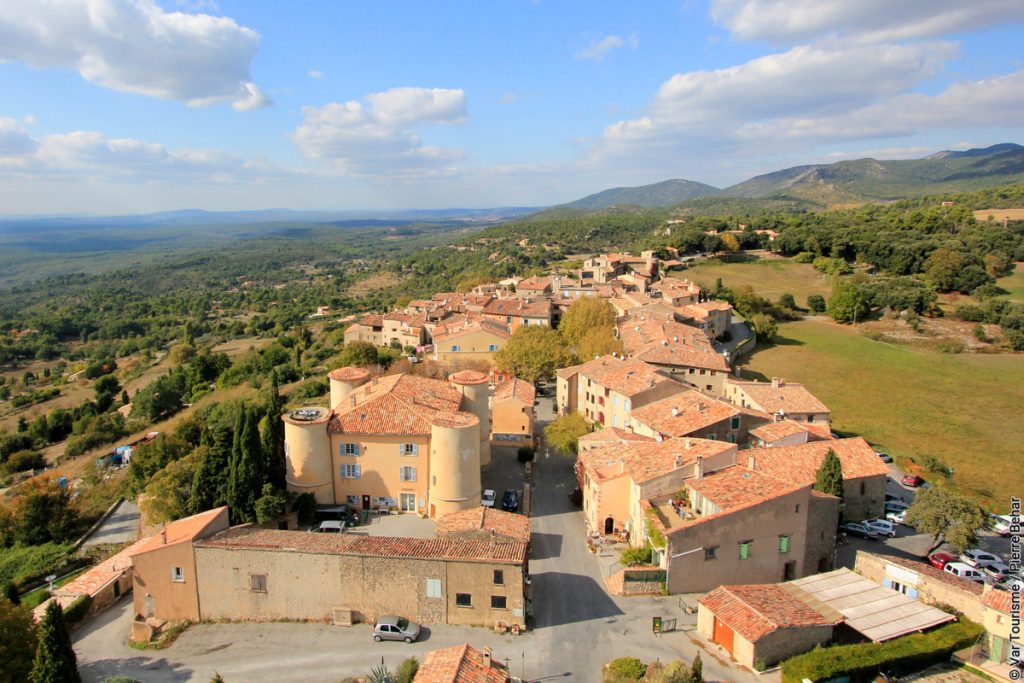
[{"xmin": 943, "ymin": 562, "xmax": 985, "ymax": 582}]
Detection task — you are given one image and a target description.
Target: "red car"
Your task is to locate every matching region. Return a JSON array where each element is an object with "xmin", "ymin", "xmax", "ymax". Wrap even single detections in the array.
[
  {"xmin": 901, "ymin": 474, "xmax": 924, "ymax": 487},
  {"xmin": 929, "ymin": 553, "xmax": 956, "ymax": 570}
]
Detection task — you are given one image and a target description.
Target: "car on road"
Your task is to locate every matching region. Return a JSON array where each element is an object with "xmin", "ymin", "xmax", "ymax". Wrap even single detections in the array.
[
  {"xmin": 862, "ymin": 519, "xmax": 897, "ymax": 537},
  {"xmin": 310, "ymin": 520, "xmax": 345, "ymax": 533},
  {"xmin": 943, "ymin": 562, "xmax": 985, "ymax": 582},
  {"xmin": 885, "ymin": 493, "xmax": 904, "ymax": 503},
  {"xmin": 959, "ymin": 549, "xmax": 1003, "ymax": 569},
  {"xmin": 984, "ymin": 562, "xmax": 1014, "ymax": 583},
  {"xmin": 372, "ymin": 615, "xmax": 421, "ymax": 643},
  {"xmin": 928, "ymin": 553, "xmax": 957, "ymax": 570},
  {"xmin": 885, "ymin": 501, "xmax": 910, "ymax": 514},
  {"xmin": 989, "ymin": 514, "xmax": 1012, "ymax": 536},
  {"xmin": 481, "ymin": 489, "xmax": 496, "ymax": 508},
  {"xmin": 900, "ymin": 474, "xmax": 925, "ymax": 487},
  {"xmin": 885, "ymin": 509, "xmax": 908, "ymax": 525},
  {"xmin": 839, "ymin": 522, "xmax": 880, "ymax": 540},
  {"xmin": 502, "ymin": 489, "xmax": 520, "ymax": 513},
  {"xmin": 876, "ymin": 451, "xmax": 893, "ymax": 463}
]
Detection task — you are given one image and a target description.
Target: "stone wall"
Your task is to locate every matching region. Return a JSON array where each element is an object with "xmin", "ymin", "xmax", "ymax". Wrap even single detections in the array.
[
  {"xmin": 803, "ymin": 493, "xmax": 840, "ymax": 575},
  {"xmin": 854, "ymin": 551, "xmax": 983, "ymax": 623}
]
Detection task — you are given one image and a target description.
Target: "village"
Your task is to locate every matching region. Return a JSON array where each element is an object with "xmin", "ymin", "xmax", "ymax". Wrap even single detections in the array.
[{"xmin": 53, "ymin": 249, "xmax": 1019, "ymax": 682}]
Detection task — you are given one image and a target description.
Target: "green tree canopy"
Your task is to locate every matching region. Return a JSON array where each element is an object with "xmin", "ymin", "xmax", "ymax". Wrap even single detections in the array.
[
  {"xmin": 493, "ymin": 325, "xmax": 571, "ymax": 383},
  {"xmin": 575, "ymin": 326, "xmax": 624, "ymax": 362},
  {"xmin": 814, "ymin": 449, "xmax": 844, "ymax": 501},
  {"xmin": 543, "ymin": 413, "xmax": 592, "ymax": 456},
  {"xmin": 558, "ymin": 298, "xmax": 617, "ymax": 349},
  {"xmin": 336, "ymin": 342, "xmax": 379, "ymax": 368},
  {"xmin": 827, "ymin": 279, "xmax": 871, "ymax": 324},
  {"xmin": 0, "ymin": 596, "xmax": 37, "ymax": 683},
  {"xmin": 30, "ymin": 601, "xmax": 80, "ymax": 683},
  {"xmin": 905, "ymin": 486, "xmax": 988, "ymax": 555}
]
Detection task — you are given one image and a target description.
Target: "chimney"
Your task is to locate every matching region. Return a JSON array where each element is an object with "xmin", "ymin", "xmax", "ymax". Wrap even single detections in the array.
[
  {"xmin": 771, "ymin": 377, "xmax": 780, "ymax": 389},
  {"xmin": 483, "ymin": 647, "xmax": 493, "ymax": 668},
  {"xmin": 674, "ymin": 454, "xmax": 683, "ymax": 468},
  {"xmin": 350, "ymin": 395, "xmax": 356, "ymax": 407},
  {"xmin": 685, "ymin": 438, "xmax": 692, "ymax": 449},
  {"xmin": 489, "ymin": 529, "xmax": 496, "ymax": 547},
  {"xmin": 673, "ymin": 336, "xmax": 678, "ymax": 342},
  {"xmin": 160, "ymin": 525, "xmax": 167, "ymax": 545},
  {"xmin": 671, "ymin": 407, "xmax": 679, "ymax": 417},
  {"xmin": 748, "ymin": 453, "xmax": 757, "ymax": 470},
  {"xmin": 696, "ymin": 455, "xmax": 705, "ymax": 479}
]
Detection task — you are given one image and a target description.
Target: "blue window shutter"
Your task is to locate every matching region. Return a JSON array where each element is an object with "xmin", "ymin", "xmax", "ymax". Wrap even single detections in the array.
[
  {"xmin": 354, "ymin": 443, "xmax": 360, "ymax": 456},
  {"xmin": 413, "ymin": 444, "xmax": 419, "ymax": 456},
  {"xmin": 907, "ymin": 588, "xmax": 919, "ymax": 599},
  {"xmin": 354, "ymin": 464, "xmax": 361, "ymax": 479},
  {"xmin": 883, "ymin": 579, "xmax": 893, "ymax": 589}
]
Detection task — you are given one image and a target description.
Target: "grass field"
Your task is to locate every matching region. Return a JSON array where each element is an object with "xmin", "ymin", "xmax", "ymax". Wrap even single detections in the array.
[
  {"xmin": 996, "ymin": 261, "xmax": 1024, "ymax": 303},
  {"xmin": 675, "ymin": 255, "xmax": 833, "ymax": 305},
  {"xmin": 973, "ymin": 208, "xmax": 1024, "ymax": 222},
  {"xmin": 740, "ymin": 319, "xmax": 1024, "ymax": 510}
]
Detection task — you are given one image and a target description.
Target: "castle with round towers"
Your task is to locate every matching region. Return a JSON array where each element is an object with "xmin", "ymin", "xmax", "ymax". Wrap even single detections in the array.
[{"xmin": 282, "ymin": 366, "xmax": 492, "ymax": 519}]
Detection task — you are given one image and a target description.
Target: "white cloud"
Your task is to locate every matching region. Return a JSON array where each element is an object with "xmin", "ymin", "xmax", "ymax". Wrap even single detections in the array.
[
  {"xmin": 290, "ymin": 87, "xmax": 467, "ymax": 174},
  {"xmin": 0, "ymin": 118, "xmax": 38, "ymax": 159},
  {"xmin": 575, "ymin": 34, "xmax": 636, "ymax": 61},
  {"xmin": 710, "ymin": 0, "xmax": 1024, "ymax": 44},
  {"xmin": 0, "ymin": 0, "xmax": 269, "ymax": 110},
  {"xmin": 307, "ymin": 69, "xmax": 323, "ymax": 79}
]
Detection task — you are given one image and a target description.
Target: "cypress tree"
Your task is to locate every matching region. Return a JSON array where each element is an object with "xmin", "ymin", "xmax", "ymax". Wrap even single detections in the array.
[
  {"xmin": 228, "ymin": 406, "xmax": 266, "ymax": 523},
  {"xmin": 262, "ymin": 370, "xmax": 286, "ymax": 489},
  {"xmin": 30, "ymin": 601, "xmax": 80, "ymax": 683},
  {"xmin": 814, "ymin": 449, "xmax": 845, "ymax": 501}
]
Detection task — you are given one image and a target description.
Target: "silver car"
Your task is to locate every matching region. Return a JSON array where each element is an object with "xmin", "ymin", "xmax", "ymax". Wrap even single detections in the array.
[{"xmin": 372, "ymin": 615, "xmax": 421, "ymax": 643}]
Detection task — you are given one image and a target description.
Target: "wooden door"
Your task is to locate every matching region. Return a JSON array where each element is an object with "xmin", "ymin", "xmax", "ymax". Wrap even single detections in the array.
[{"xmin": 713, "ymin": 617, "xmax": 735, "ymax": 655}]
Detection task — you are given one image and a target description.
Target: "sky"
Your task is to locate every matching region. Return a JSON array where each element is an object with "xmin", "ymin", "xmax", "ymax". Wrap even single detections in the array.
[{"xmin": 0, "ymin": 0, "xmax": 1023, "ymax": 215}]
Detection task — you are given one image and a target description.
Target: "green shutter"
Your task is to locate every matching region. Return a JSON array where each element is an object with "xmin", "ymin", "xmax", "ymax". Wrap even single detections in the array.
[
  {"xmin": 779, "ymin": 535, "xmax": 791, "ymax": 553},
  {"xmin": 739, "ymin": 542, "xmax": 751, "ymax": 559}
]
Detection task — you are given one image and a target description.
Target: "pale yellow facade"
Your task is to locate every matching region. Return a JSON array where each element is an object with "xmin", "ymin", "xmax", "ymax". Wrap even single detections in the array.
[
  {"xmin": 491, "ymin": 395, "xmax": 534, "ymax": 447},
  {"xmin": 330, "ymin": 433, "xmax": 432, "ymax": 513},
  {"xmin": 434, "ymin": 329, "xmax": 507, "ymax": 366},
  {"xmin": 575, "ymin": 374, "xmax": 682, "ymax": 431}
]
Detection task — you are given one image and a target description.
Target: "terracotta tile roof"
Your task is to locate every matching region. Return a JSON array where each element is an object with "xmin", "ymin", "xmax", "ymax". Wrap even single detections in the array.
[
  {"xmin": 681, "ymin": 300, "xmax": 733, "ymax": 314},
  {"xmin": 984, "ymin": 587, "xmax": 1013, "ymax": 612},
  {"xmin": 728, "ymin": 379, "xmax": 830, "ymax": 415},
  {"xmin": 749, "ymin": 420, "xmax": 811, "ymax": 443},
  {"xmin": 130, "ymin": 507, "xmax": 228, "ymax": 557},
  {"xmin": 327, "ymin": 373, "xmax": 469, "ymax": 436},
  {"xmin": 415, "ymin": 644, "xmax": 509, "ymax": 683},
  {"xmin": 57, "ymin": 538, "xmax": 148, "ymax": 598},
  {"xmin": 629, "ymin": 390, "xmax": 739, "ymax": 438},
  {"xmin": 433, "ymin": 318, "xmax": 511, "ymax": 343},
  {"xmin": 482, "ymin": 298, "xmax": 551, "ymax": 319},
  {"xmin": 328, "ymin": 366, "xmax": 371, "ymax": 382},
  {"xmin": 747, "ymin": 438, "xmax": 889, "ymax": 483},
  {"xmin": 581, "ymin": 357, "xmax": 682, "ymax": 398},
  {"xmin": 435, "ymin": 508, "xmax": 531, "ymax": 544},
  {"xmin": 195, "ymin": 527, "xmax": 527, "ymax": 564},
  {"xmin": 450, "ymin": 370, "xmax": 490, "ymax": 385},
  {"xmin": 493, "ymin": 378, "xmax": 535, "ymax": 404},
  {"xmin": 688, "ymin": 465, "xmax": 806, "ymax": 513},
  {"xmin": 578, "ymin": 437, "xmax": 735, "ymax": 485},
  {"xmin": 353, "ymin": 314, "xmax": 384, "ymax": 328},
  {"xmin": 863, "ymin": 552, "xmax": 984, "ymax": 596},
  {"xmin": 578, "ymin": 427, "xmax": 654, "ymax": 447},
  {"xmin": 651, "ymin": 278, "xmax": 701, "ymax": 295},
  {"xmin": 618, "ymin": 314, "xmax": 729, "ymax": 372},
  {"xmin": 517, "ymin": 275, "xmax": 553, "ymax": 290},
  {"xmin": 699, "ymin": 584, "xmax": 841, "ymax": 642}
]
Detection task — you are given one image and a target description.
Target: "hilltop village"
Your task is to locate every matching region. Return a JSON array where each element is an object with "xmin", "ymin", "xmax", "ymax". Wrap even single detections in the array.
[{"xmin": 40, "ymin": 249, "xmax": 1017, "ymax": 681}]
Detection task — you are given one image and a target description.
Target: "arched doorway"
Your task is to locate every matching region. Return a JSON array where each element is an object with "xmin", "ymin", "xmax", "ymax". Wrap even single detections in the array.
[{"xmin": 604, "ymin": 516, "xmax": 614, "ymax": 535}]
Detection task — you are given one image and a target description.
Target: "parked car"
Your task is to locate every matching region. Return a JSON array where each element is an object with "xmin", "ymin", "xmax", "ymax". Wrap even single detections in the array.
[
  {"xmin": 310, "ymin": 520, "xmax": 345, "ymax": 533},
  {"xmin": 900, "ymin": 474, "xmax": 924, "ymax": 487},
  {"xmin": 984, "ymin": 562, "xmax": 1014, "ymax": 583},
  {"xmin": 876, "ymin": 451, "xmax": 893, "ymax": 463},
  {"xmin": 959, "ymin": 549, "xmax": 1003, "ymax": 569},
  {"xmin": 885, "ymin": 509, "xmax": 908, "ymax": 525},
  {"xmin": 481, "ymin": 489, "xmax": 496, "ymax": 508},
  {"xmin": 502, "ymin": 489, "xmax": 520, "ymax": 513},
  {"xmin": 989, "ymin": 514, "xmax": 1012, "ymax": 536},
  {"xmin": 885, "ymin": 501, "xmax": 909, "ymax": 514},
  {"xmin": 862, "ymin": 519, "xmax": 897, "ymax": 538},
  {"xmin": 839, "ymin": 522, "xmax": 879, "ymax": 540},
  {"xmin": 943, "ymin": 562, "xmax": 985, "ymax": 582},
  {"xmin": 928, "ymin": 553, "xmax": 957, "ymax": 570},
  {"xmin": 372, "ymin": 615, "xmax": 421, "ymax": 643},
  {"xmin": 885, "ymin": 493, "xmax": 904, "ymax": 503}
]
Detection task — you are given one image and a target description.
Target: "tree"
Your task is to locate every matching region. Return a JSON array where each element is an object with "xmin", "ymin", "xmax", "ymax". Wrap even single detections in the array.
[
  {"xmin": 558, "ymin": 298, "xmax": 616, "ymax": 349},
  {"xmin": 827, "ymin": 279, "xmax": 870, "ymax": 324},
  {"xmin": 396, "ymin": 657, "xmax": 419, "ymax": 683},
  {"xmin": 720, "ymin": 233, "xmax": 741, "ymax": 253},
  {"xmin": 575, "ymin": 326, "xmax": 623, "ymax": 361},
  {"xmin": 806, "ymin": 294, "xmax": 826, "ymax": 313},
  {"xmin": 750, "ymin": 313, "xmax": 778, "ymax": 342},
  {"xmin": 30, "ymin": 601, "xmax": 80, "ymax": 683},
  {"xmin": 923, "ymin": 248, "xmax": 965, "ymax": 292},
  {"xmin": 93, "ymin": 374, "xmax": 120, "ymax": 412},
  {"xmin": 188, "ymin": 444, "xmax": 229, "ymax": 515},
  {"xmin": 543, "ymin": 413, "xmax": 592, "ymax": 455},
  {"xmin": 141, "ymin": 452, "xmax": 200, "ymax": 524},
  {"xmin": 337, "ymin": 342, "xmax": 378, "ymax": 367},
  {"xmin": 813, "ymin": 450, "xmax": 844, "ymax": 501},
  {"xmin": 493, "ymin": 326, "xmax": 571, "ymax": 383},
  {"xmin": 691, "ymin": 654, "xmax": 702, "ymax": 683},
  {"xmin": 905, "ymin": 487, "xmax": 988, "ymax": 555},
  {"xmin": 1, "ymin": 597, "xmax": 37, "ymax": 683},
  {"xmin": 11, "ymin": 477, "xmax": 78, "ymax": 545},
  {"xmin": 228, "ymin": 406, "xmax": 266, "ymax": 524},
  {"xmin": 254, "ymin": 484, "xmax": 288, "ymax": 524},
  {"xmin": 261, "ymin": 371, "xmax": 286, "ymax": 489},
  {"xmin": 778, "ymin": 293, "xmax": 797, "ymax": 310}
]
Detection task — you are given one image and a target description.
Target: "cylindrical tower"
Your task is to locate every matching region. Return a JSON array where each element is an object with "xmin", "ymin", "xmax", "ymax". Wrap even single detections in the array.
[
  {"xmin": 428, "ymin": 411, "xmax": 481, "ymax": 519},
  {"xmin": 282, "ymin": 407, "xmax": 334, "ymax": 504},
  {"xmin": 449, "ymin": 370, "xmax": 491, "ymax": 466},
  {"xmin": 328, "ymin": 366, "xmax": 370, "ymax": 409}
]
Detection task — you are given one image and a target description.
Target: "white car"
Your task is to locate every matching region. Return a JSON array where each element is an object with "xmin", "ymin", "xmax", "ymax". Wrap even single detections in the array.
[
  {"xmin": 885, "ymin": 509, "xmax": 908, "ymax": 525},
  {"xmin": 862, "ymin": 519, "xmax": 897, "ymax": 538},
  {"xmin": 989, "ymin": 514, "xmax": 1012, "ymax": 536},
  {"xmin": 943, "ymin": 562, "xmax": 985, "ymax": 582},
  {"xmin": 885, "ymin": 501, "xmax": 909, "ymax": 514},
  {"xmin": 984, "ymin": 562, "xmax": 1014, "ymax": 583},
  {"xmin": 960, "ymin": 549, "xmax": 1003, "ymax": 569},
  {"xmin": 481, "ymin": 489, "xmax": 496, "ymax": 508}
]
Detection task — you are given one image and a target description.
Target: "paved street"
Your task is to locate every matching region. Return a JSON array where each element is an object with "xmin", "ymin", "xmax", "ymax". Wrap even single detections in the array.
[
  {"xmin": 82, "ymin": 499, "xmax": 141, "ymax": 547},
  {"xmin": 74, "ymin": 395, "xmax": 767, "ymax": 683}
]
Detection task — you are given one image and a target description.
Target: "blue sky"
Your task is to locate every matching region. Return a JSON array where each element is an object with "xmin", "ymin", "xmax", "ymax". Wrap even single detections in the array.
[{"xmin": 0, "ymin": 0, "xmax": 1022, "ymax": 214}]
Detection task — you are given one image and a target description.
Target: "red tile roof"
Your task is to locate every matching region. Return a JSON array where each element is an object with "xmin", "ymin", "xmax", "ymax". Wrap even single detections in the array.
[
  {"xmin": 984, "ymin": 587, "xmax": 1013, "ymax": 613},
  {"xmin": 699, "ymin": 584, "xmax": 841, "ymax": 643},
  {"xmin": 482, "ymin": 298, "xmax": 551, "ymax": 319},
  {"xmin": 629, "ymin": 390, "xmax": 739, "ymax": 438},
  {"xmin": 327, "ymin": 373, "xmax": 469, "ymax": 436},
  {"xmin": 728, "ymin": 378, "xmax": 830, "ymax": 415},
  {"xmin": 688, "ymin": 465, "xmax": 806, "ymax": 514},
  {"xmin": 433, "ymin": 318, "xmax": 511, "ymax": 343},
  {"xmin": 195, "ymin": 527, "xmax": 527, "ymax": 564},
  {"xmin": 435, "ymin": 508, "xmax": 531, "ymax": 544},
  {"xmin": 576, "ymin": 356, "xmax": 682, "ymax": 398},
  {"xmin": 618, "ymin": 313, "xmax": 729, "ymax": 371},
  {"xmin": 130, "ymin": 507, "xmax": 228, "ymax": 557},
  {"xmin": 517, "ymin": 275, "xmax": 553, "ymax": 291},
  {"xmin": 493, "ymin": 378, "xmax": 535, "ymax": 404},
  {"xmin": 328, "ymin": 366, "xmax": 371, "ymax": 382},
  {"xmin": 415, "ymin": 644, "xmax": 509, "ymax": 683},
  {"xmin": 747, "ymin": 438, "xmax": 889, "ymax": 483},
  {"xmin": 578, "ymin": 437, "xmax": 735, "ymax": 485},
  {"xmin": 58, "ymin": 538, "xmax": 149, "ymax": 598},
  {"xmin": 578, "ymin": 427, "xmax": 654, "ymax": 448},
  {"xmin": 749, "ymin": 420, "xmax": 810, "ymax": 443}
]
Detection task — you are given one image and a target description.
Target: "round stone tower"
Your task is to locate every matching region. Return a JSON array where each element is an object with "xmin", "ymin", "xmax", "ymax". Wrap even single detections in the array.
[
  {"xmin": 282, "ymin": 407, "xmax": 333, "ymax": 504},
  {"xmin": 428, "ymin": 411, "xmax": 481, "ymax": 518},
  {"xmin": 449, "ymin": 370, "xmax": 491, "ymax": 466},
  {"xmin": 328, "ymin": 366, "xmax": 370, "ymax": 409}
]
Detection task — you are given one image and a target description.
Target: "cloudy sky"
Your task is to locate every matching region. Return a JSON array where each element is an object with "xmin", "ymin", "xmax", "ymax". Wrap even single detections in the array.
[{"xmin": 0, "ymin": 0, "xmax": 1022, "ymax": 214}]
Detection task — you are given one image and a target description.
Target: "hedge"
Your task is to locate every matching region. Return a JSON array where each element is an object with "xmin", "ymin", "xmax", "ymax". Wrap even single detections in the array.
[
  {"xmin": 781, "ymin": 619, "xmax": 983, "ymax": 683},
  {"xmin": 64, "ymin": 594, "xmax": 93, "ymax": 623}
]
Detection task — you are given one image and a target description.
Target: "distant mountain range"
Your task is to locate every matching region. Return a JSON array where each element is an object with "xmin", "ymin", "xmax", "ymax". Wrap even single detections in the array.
[{"xmin": 558, "ymin": 143, "xmax": 1024, "ymax": 210}]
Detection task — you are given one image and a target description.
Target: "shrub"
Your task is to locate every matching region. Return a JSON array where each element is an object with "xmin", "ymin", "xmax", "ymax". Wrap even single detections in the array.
[
  {"xmin": 63, "ymin": 594, "xmax": 93, "ymax": 623},
  {"xmin": 606, "ymin": 657, "xmax": 646, "ymax": 681},
  {"xmin": 517, "ymin": 446, "xmax": 535, "ymax": 463},
  {"xmin": 936, "ymin": 339, "xmax": 965, "ymax": 354},
  {"xmin": 292, "ymin": 492, "xmax": 317, "ymax": 524},
  {"xmin": 954, "ymin": 304, "xmax": 984, "ymax": 322},
  {"xmin": 291, "ymin": 378, "xmax": 328, "ymax": 401},
  {"xmin": 396, "ymin": 657, "xmax": 419, "ymax": 683},
  {"xmin": 4, "ymin": 450, "xmax": 45, "ymax": 474},
  {"xmin": 620, "ymin": 546, "xmax": 653, "ymax": 566},
  {"xmin": 806, "ymin": 294, "xmax": 827, "ymax": 313}
]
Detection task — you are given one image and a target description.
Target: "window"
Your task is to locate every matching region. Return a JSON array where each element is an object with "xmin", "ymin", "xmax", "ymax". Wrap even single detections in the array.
[
  {"xmin": 341, "ymin": 464, "xmax": 361, "ymax": 479},
  {"xmin": 341, "ymin": 442, "xmax": 360, "ymax": 456},
  {"xmin": 491, "ymin": 595, "xmax": 507, "ymax": 609},
  {"xmin": 778, "ymin": 535, "xmax": 791, "ymax": 554},
  {"xmin": 625, "ymin": 400, "xmax": 631, "ymax": 411},
  {"xmin": 426, "ymin": 579, "xmax": 442, "ymax": 599},
  {"xmin": 488, "ymin": 344, "xmax": 498, "ymax": 352},
  {"xmin": 400, "ymin": 443, "xmax": 418, "ymax": 456},
  {"xmin": 250, "ymin": 574, "xmax": 267, "ymax": 592},
  {"xmin": 795, "ymin": 504, "xmax": 801, "ymax": 513},
  {"xmin": 493, "ymin": 570, "xmax": 504, "ymax": 585},
  {"xmin": 171, "ymin": 566, "xmax": 184, "ymax": 582},
  {"xmin": 455, "ymin": 593, "xmax": 472, "ymax": 607},
  {"xmin": 727, "ymin": 434, "xmax": 735, "ymax": 443},
  {"xmin": 704, "ymin": 546, "xmax": 717, "ymax": 561},
  {"xmin": 730, "ymin": 417, "xmax": 740, "ymax": 430},
  {"xmin": 451, "ymin": 345, "xmax": 460, "ymax": 352},
  {"xmin": 346, "ymin": 495, "xmax": 360, "ymax": 505},
  {"xmin": 399, "ymin": 466, "xmax": 417, "ymax": 482},
  {"xmin": 860, "ymin": 481, "xmax": 866, "ymax": 495},
  {"xmin": 739, "ymin": 541, "xmax": 752, "ymax": 560}
]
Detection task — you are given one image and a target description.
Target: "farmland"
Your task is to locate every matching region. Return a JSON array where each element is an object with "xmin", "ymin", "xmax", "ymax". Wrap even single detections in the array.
[{"xmin": 674, "ymin": 255, "xmax": 834, "ymax": 305}]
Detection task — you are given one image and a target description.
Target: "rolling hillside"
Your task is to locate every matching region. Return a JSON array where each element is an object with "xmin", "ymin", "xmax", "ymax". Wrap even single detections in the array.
[{"xmin": 558, "ymin": 178, "xmax": 721, "ymax": 209}]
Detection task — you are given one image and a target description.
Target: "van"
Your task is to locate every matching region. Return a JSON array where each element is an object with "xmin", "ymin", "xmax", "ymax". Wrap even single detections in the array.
[{"xmin": 943, "ymin": 562, "xmax": 985, "ymax": 582}]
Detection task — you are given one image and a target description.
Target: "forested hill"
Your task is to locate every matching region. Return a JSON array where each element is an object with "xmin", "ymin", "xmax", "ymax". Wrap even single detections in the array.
[{"xmin": 558, "ymin": 178, "xmax": 721, "ymax": 209}]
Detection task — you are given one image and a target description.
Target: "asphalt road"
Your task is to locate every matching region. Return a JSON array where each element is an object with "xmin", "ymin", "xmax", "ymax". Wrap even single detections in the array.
[{"xmin": 82, "ymin": 499, "xmax": 141, "ymax": 547}]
